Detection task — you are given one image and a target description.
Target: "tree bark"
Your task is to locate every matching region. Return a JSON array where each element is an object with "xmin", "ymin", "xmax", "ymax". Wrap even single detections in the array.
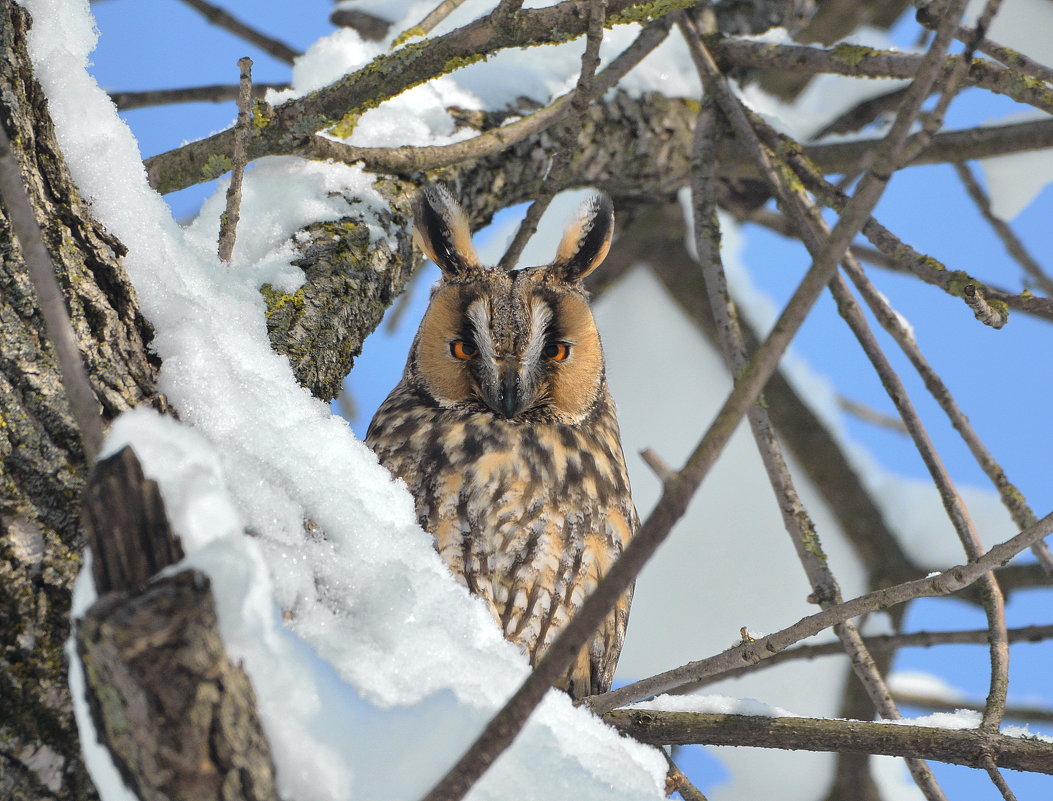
[
  {"xmin": 78, "ymin": 447, "xmax": 278, "ymax": 801},
  {"xmin": 0, "ymin": 2, "xmax": 155, "ymax": 797}
]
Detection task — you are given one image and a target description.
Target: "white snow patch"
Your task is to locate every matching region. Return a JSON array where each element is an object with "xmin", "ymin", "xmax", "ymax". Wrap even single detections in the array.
[
  {"xmin": 885, "ymin": 709, "xmax": 981, "ymax": 730},
  {"xmin": 979, "ymin": 111, "xmax": 1053, "ymax": 219},
  {"xmin": 186, "ymin": 157, "xmax": 385, "ymax": 288},
  {"xmin": 631, "ymin": 694, "xmax": 801, "ymax": 719}
]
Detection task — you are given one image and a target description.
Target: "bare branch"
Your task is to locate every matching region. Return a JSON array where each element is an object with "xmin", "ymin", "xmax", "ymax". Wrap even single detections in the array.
[
  {"xmin": 177, "ymin": 0, "xmax": 300, "ymax": 64},
  {"xmin": 954, "ymin": 161, "xmax": 1053, "ymax": 296},
  {"xmin": 742, "ymin": 206, "xmax": 1053, "ymax": 324},
  {"xmin": 604, "ymin": 710, "xmax": 1053, "ymax": 774},
  {"xmin": 755, "ymin": 124, "xmax": 1053, "ymax": 325},
  {"xmin": 588, "ymin": 508, "xmax": 1053, "ymax": 714},
  {"xmin": 498, "ymin": 0, "xmax": 605, "ymax": 271},
  {"xmin": 392, "ymin": 0, "xmax": 469, "ymax": 47},
  {"xmin": 665, "ymin": 624, "xmax": 1053, "ymax": 694},
  {"xmin": 836, "ymin": 254, "xmax": 1053, "ymax": 575},
  {"xmin": 217, "ymin": 57, "xmax": 253, "ymax": 263},
  {"xmin": 109, "ymin": 83, "xmax": 285, "ymax": 111},
  {"xmin": 837, "ymin": 396, "xmax": 909, "ymax": 433},
  {"xmin": 663, "ymin": 751, "xmax": 709, "ymax": 801},
  {"xmin": 982, "ymin": 758, "xmax": 1020, "ymax": 801},
  {"xmin": 713, "ymin": 37, "xmax": 1053, "ymax": 118},
  {"xmin": 916, "ymin": 1, "xmax": 1053, "ymax": 86},
  {"xmin": 679, "ymin": 14, "xmax": 960, "ymax": 793}
]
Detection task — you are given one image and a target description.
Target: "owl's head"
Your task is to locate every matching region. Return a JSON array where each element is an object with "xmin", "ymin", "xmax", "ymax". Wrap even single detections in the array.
[{"xmin": 407, "ymin": 185, "xmax": 615, "ymax": 424}]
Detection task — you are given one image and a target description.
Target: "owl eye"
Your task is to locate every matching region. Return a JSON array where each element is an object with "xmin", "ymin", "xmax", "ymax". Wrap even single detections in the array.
[
  {"xmin": 450, "ymin": 340, "xmax": 478, "ymax": 360},
  {"xmin": 543, "ymin": 342, "xmax": 570, "ymax": 361}
]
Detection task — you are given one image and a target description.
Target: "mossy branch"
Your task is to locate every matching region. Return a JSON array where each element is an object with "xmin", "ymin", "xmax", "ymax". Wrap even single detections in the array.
[{"xmin": 144, "ymin": 0, "xmax": 698, "ymax": 195}]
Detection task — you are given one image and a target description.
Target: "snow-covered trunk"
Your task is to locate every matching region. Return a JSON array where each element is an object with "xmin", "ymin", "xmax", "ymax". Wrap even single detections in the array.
[{"xmin": 0, "ymin": 2, "xmax": 154, "ymax": 797}]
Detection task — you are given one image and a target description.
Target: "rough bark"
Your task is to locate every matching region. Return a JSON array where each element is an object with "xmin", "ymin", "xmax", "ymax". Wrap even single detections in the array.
[
  {"xmin": 78, "ymin": 572, "xmax": 279, "ymax": 801},
  {"xmin": 77, "ymin": 448, "xmax": 278, "ymax": 801},
  {"xmin": 0, "ymin": 2, "xmax": 156, "ymax": 797}
]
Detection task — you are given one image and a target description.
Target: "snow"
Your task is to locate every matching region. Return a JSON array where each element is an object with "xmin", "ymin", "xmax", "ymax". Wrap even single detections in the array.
[
  {"xmin": 979, "ymin": 110, "xmax": 1053, "ymax": 220},
  {"xmin": 185, "ymin": 157, "xmax": 386, "ymax": 286},
  {"xmin": 631, "ymin": 694, "xmax": 800, "ymax": 719},
  {"xmin": 26, "ymin": 1, "xmax": 667, "ymax": 799}
]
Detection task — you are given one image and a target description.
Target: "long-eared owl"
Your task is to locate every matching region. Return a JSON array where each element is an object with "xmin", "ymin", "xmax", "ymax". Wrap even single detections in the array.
[{"xmin": 366, "ymin": 186, "xmax": 637, "ymax": 698}]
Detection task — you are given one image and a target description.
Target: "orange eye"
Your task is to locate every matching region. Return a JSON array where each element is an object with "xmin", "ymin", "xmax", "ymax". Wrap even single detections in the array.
[
  {"xmin": 450, "ymin": 340, "xmax": 478, "ymax": 360},
  {"xmin": 543, "ymin": 343, "xmax": 570, "ymax": 361}
]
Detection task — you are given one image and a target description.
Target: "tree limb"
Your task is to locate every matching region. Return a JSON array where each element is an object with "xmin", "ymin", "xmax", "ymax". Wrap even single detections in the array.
[
  {"xmin": 605, "ymin": 710, "xmax": 1053, "ymax": 774},
  {"xmin": 144, "ymin": 0, "xmax": 697, "ymax": 194}
]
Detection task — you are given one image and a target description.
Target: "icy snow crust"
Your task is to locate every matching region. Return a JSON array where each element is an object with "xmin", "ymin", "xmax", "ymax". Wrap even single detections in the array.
[{"xmin": 26, "ymin": 0, "xmax": 667, "ymax": 799}]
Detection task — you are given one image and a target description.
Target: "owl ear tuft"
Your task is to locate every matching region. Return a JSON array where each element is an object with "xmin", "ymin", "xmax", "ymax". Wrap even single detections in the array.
[
  {"xmin": 412, "ymin": 184, "xmax": 480, "ymax": 277},
  {"xmin": 549, "ymin": 193, "xmax": 614, "ymax": 283}
]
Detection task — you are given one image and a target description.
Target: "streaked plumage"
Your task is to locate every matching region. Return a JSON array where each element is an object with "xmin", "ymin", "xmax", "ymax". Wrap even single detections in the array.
[{"xmin": 366, "ymin": 186, "xmax": 636, "ymax": 698}]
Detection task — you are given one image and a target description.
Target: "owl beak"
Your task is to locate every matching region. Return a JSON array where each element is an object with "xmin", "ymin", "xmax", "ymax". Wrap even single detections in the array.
[{"xmin": 497, "ymin": 364, "xmax": 523, "ymax": 419}]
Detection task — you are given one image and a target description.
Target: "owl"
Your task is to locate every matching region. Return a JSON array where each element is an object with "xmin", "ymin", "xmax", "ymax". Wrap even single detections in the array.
[{"xmin": 366, "ymin": 185, "xmax": 637, "ymax": 699}]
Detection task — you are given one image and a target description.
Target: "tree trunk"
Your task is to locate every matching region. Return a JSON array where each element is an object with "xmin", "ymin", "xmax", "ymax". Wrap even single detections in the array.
[{"xmin": 0, "ymin": 2, "xmax": 155, "ymax": 797}]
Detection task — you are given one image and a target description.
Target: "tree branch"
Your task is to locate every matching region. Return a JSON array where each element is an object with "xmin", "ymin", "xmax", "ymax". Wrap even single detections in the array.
[
  {"xmin": 144, "ymin": 0, "xmax": 696, "ymax": 194},
  {"xmin": 217, "ymin": 57, "xmax": 253, "ymax": 263},
  {"xmin": 604, "ymin": 710, "xmax": 1053, "ymax": 774},
  {"xmin": 588, "ymin": 507, "xmax": 1053, "ymax": 714},
  {"xmin": 177, "ymin": 0, "xmax": 300, "ymax": 64},
  {"xmin": 109, "ymin": 83, "xmax": 285, "ymax": 111}
]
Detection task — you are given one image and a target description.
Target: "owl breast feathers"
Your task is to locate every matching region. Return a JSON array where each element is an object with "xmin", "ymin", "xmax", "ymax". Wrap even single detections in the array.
[{"xmin": 366, "ymin": 186, "xmax": 637, "ymax": 699}]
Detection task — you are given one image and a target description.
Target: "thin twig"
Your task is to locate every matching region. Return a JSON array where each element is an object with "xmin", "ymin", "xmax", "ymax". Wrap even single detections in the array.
[
  {"xmin": 303, "ymin": 17, "xmax": 671, "ymax": 174},
  {"xmin": 742, "ymin": 205, "xmax": 1053, "ymax": 325},
  {"xmin": 109, "ymin": 83, "xmax": 285, "ymax": 111},
  {"xmin": 916, "ymin": 1, "xmax": 1053, "ymax": 86},
  {"xmin": 710, "ymin": 37, "xmax": 1053, "ymax": 117},
  {"xmin": 392, "ymin": 0, "xmax": 469, "ymax": 46},
  {"xmin": 896, "ymin": 0, "xmax": 1003, "ymax": 167},
  {"xmin": 679, "ymin": 21, "xmax": 950, "ymax": 796},
  {"xmin": 762, "ymin": 126, "xmax": 1053, "ymax": 572},
  {"xmin": 217, "ymin": 57, "xmax": 253, "ymax": 263},
  {"xmin": 954, "ymin": 161, "xmax": 1053, "ymax": 296},
  {"xmin": 714, "ymin": 7, "xmax": 1018, "ymax": 736},
  {"xmin": 664, "ymin": 624, "xmax": 1053, "ymax": 694},
  {"xmin": 837, "ymin": 396, "xmax": 909, "ymax": 433},
  {"xmin": 835, "ymin": 258, "xmax": 1053, "ymax": 574},
  {"xmin": 828, "ymin": 268, "xmax": 1012, "ymax": 736},
  {"xmin": 604, "ymin": 709, "xmax": 1053, "ymax": 773},
  {"xmin": 0, "ymin": 123, "xmax": 103, "ymax": 461},
  {"xmin": 663, "ymin": 751, "xmax": 709, "ymax": 801},
  {"xmin": 177, "ymin": 0, "xmax": 300, "ymax": 64},
  {"xmin": 640, "ymin": 448, "xmax": 675, "ymax": 485},
  {"xmin": 754, "ymin": 121, "xmax": 1036, "ymax": 327},
  {"xmin": 588, "ymin": 505, "xmax": 1053, "ymax": 714},
  {"xmin": 691, "ymin": 96, "xmax": 906, "ymax": 743},
  {"xmin": 497, "ymin": 0, "xmax": 605, "ymax": 270},
  {"xmin": 981, "ymin": 756, "xmax": 1020, "ymax": 801}
]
